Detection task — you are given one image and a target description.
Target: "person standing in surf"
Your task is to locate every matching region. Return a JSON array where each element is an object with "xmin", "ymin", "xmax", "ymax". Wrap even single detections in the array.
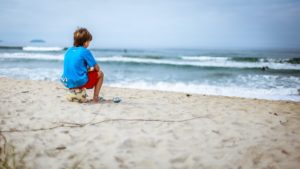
[{"xmin": 61, "ymin": 28, "xmax": 104, "ymax": 103}]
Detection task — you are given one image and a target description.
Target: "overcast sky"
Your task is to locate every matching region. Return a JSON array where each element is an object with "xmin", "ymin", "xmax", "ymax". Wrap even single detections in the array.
[{"xmin": 0, "ymin": 0, "xmax": 300, "ymax": 49}]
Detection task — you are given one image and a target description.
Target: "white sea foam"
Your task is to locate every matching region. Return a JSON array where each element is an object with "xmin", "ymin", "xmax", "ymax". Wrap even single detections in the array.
[
  {"xmin": 0, "ymin": 66, "xmax": 299, "ymax": 101},
  {"xmin": 109, "ymin": 81, "xmax": 300, "ymax": 102},
  {"xmin": 0, "ymin": 67, "xmax": 61, "ymax": 81},
  {"xmin": 181, "ymin": 56, "xmax": 228, "ymax": 61},
  {"xmin": 23, "ymin": 46, "xmax": 64, "ymax": 51},
  {"xmin": 0, "ymin": 53, "xmax": 64, "ymax": 60}
]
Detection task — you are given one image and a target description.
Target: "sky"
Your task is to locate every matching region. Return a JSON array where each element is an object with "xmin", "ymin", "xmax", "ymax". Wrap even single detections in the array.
[{"xmin": 0, "ymin": 0, "xmax": 300, "ymax": 49}]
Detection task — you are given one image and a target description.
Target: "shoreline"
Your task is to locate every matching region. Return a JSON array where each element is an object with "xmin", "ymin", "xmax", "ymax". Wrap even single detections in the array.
[
  {"xmin": 1, "ymin": 77, "xmax": 300, "ymax": 168},
  {"xmin": 1, "ymin": 76, "xmax": 299, "ymax": 103},
  {"xmin": 107, "ymin": 85, "xmax": 299, "ymax": 103}
]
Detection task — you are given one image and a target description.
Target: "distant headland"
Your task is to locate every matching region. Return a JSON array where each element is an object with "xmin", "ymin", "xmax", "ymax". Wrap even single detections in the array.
[{"xmin": 30, "ymin": 39, "xmax": 46, "ymax": 43}]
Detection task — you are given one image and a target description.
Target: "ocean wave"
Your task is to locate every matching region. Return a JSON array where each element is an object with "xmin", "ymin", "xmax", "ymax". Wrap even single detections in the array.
[
  {"xmin": 123, "ymin": 55, "xmax": 164, "ymax": 60},
  {"xmin": 0, "ymin": 53, "xmax": 300, "ymax": 70},
  {"xmin": 265, "ymin": 57, "xmax": 300, "ymax": 64},
  {"xmin": 230, "ymin": 57, "xmax": 261, "ymax": 62},
  {"xmin": 23, "ymin": 46, "xmax": 65, "ymax": 51},
  {"xmin": 97, "ymin": 56, "xmax": 300, "ymax": 70},
  {"xmin": 182, "ymin": 55, "xmax": 300, "ymax": 64}
]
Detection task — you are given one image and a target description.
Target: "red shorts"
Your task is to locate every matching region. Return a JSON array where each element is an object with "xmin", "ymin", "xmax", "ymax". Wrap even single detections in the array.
[{"xmin": 79, "ymin": 71, "xmax": 99, "ymax": 89}]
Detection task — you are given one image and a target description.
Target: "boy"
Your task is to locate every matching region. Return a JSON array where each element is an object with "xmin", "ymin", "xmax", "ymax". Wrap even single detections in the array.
[{"xmin": 61, "ymin": 28, "xmax": 104, "ymax": 103}]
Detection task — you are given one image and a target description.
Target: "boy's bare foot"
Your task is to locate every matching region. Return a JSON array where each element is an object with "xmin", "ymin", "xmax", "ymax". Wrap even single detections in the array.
[
  {"xmin": 90, "ymin": 96, "xmax": 104, "ymax": 103},
  {"xmin": 92, "ymin": 97, "xmax": 99, "ymax": 103}
]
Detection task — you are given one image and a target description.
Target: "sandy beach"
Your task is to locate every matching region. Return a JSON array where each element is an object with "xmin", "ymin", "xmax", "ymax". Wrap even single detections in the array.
[{"xmin": 0, "ymin": 77, "xmax": 300, "ymax": 169}]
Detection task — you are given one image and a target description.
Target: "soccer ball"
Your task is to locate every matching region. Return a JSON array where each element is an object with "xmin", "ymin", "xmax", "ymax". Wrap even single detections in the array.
[{"xmin": 67, "ymin": 88, "xmax": 88, "ymax": 103}]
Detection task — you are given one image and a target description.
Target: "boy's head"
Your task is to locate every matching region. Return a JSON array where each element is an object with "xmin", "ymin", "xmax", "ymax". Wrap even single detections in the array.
[{"xmin": 73, "ymin": 28, "xmax": 92, "ymax": 47}]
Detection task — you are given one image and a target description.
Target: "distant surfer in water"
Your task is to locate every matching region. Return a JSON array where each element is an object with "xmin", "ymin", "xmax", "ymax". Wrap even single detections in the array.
[{"xmin": 261, "ymin": 66, "xmax": 269, "ymax": 71}]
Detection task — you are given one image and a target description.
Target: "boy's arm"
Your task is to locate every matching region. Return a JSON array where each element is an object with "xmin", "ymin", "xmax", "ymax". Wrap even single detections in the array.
[
  {"xmin": 94, "ymin": 64, "xmax": 100, "ymax": 72},
  {"xmin": 83, "ymin": 49, "xmax": 100, "ymax": 72}
]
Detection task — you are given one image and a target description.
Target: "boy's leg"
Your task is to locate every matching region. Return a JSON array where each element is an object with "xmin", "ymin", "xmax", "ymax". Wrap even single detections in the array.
[{"xmin": 93, "ymin": 70, "xmax": 104, "ymax": 102}]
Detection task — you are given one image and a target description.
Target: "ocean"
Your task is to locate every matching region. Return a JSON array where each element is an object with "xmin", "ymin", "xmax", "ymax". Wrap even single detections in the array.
[{"xmin": 0, "ymin": 46, "xmax": 300, "ymax": 101}]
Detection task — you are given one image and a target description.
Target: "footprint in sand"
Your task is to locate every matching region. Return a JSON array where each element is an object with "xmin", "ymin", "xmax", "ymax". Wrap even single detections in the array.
[
  {"xmin": 114, "ymin": 156, "xmax": 131, "ymax": 169},
  {"xmin": 119, "ymin": 138, "xmax": 134, "ymax": 149},
  {"xmin": 170, "ymin": 154, "xmax": 189, "ymax": 169},
  {"xmin": 16, "ymin": 109, "xmax": 25, "ymax": 112},
  {"xmin": 170, "ymin": 154, "xmax": 189, "ymax": 164}
]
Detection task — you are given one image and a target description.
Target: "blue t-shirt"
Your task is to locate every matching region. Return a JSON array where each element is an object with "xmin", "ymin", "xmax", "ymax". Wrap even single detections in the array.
[{"xmin": 61, "ymin": 47, "xmax": 97, "ymax": 88}]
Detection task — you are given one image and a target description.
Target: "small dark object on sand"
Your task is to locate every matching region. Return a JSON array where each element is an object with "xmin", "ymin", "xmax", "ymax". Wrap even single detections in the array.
[
  {"xmin": 186, "ymin": 94, "xmax": 191, "ymax": 97},
  {"xmin": 212, "ymin": 130, "xmax": 220, "ymax": 134},
  {"xmin": 21, "ymin": 91, "xmax": 29, "ymax": 93},
  {"xmin": 281, "ymin": 149, "xmax": 289, "ymax": 155},
  {"xmin": 56, "ymin": 146, "xmax": 66, "ymax": 150},
  {"xmin": 112, "ymin": 97, "xmax": 122, "ymax": 103}
]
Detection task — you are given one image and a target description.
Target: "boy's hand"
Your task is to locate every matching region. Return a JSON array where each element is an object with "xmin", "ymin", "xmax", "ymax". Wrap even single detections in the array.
[{"xmin": 88, "ymin": 67, "xmax": 94, "ymax": 72}]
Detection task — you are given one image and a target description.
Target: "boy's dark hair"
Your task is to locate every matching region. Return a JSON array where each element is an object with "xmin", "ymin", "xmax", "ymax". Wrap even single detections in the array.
[{"xmin": 73, "ymin": 28, "xmax": 93, "ymax": 47}]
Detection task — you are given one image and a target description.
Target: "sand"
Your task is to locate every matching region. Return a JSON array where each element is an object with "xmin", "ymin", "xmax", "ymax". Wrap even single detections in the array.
[{"xmin": 0, "ymin": 77, "xmax": 300, "ymax": 169}]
